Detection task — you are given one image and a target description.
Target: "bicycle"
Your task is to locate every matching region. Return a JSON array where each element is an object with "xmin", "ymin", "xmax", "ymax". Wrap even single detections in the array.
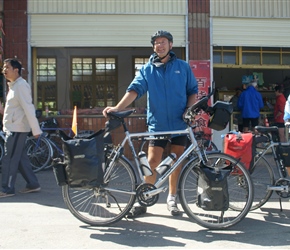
[
  {"xmin": 59, "ymin": 87, "xmax": 254, "ymax": 230},
  {"xmin": 25, "ymin": 117, "xmax": 94, "ymax": 173},
  {"xmin": 249, "ymin": 125, "xmax": 290, "ymax": 211},
  {"xmin": 194, "ymin": 129, "xmax": 218, "ymax": 151}
]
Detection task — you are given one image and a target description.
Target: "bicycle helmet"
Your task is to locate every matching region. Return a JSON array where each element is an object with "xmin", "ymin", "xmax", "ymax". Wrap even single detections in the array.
[{"xmin": 151, "ymin": 30, "xmax": 173, "ymax": 45}]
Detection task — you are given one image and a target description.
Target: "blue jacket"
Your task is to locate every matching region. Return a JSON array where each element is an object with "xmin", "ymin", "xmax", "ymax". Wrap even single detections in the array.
[
  {"xmin": 127, "ymin": 51, "xmax": 198, "ymax": 132},
  {"xmin": 237, "ymin": 86, "xmax": 264, "ymax": 118}
]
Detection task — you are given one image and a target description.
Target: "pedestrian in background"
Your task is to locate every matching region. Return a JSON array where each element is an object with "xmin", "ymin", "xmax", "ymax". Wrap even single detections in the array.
[
  {"xmin": 103, "ymin": 30, "xmax": 198, "ymax": 217},
  {"xmin": 238, "ymin": 80, "xmax": 264, "ymax": 132},
  {"xmin": 273, "ymin": 85, "xmax": 286, "ymax": 142},
  {"xmin": 229, "ymin": 87, "xmax": 243, "ymax": 132},
  {"xmin": 0, "ymin": 58, "xmax": 42, "ymax": 198}
]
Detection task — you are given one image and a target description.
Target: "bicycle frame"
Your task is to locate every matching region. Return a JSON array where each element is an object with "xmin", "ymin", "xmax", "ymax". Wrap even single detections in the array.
[
  {"xmin": 104, "ymin": 120, "xmax": 206, "ymax": 199},
  {"xmin": 256, "ymin": 135, "xmax": 290, "ymax": 179}
]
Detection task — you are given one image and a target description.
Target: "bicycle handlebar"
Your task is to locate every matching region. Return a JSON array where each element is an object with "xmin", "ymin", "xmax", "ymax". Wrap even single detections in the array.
[{"xmin": 184, "ymin": 81, "xmax": 215, "ymax": 125}]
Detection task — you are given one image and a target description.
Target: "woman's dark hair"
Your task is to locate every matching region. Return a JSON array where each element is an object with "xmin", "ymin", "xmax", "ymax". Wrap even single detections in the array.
[
  {"xmin": 274, "ymin": 85, "xmax": 283, "ymax": 93},
  {"xmin": 4, "ymin": 58, "xmax": 22, "ymax": 75}
]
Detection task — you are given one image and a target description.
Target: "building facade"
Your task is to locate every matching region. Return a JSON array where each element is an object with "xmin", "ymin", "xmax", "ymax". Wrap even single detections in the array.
[{"xmin": 1, "ymin": 0, "xmax": 290, "ymax": 145}]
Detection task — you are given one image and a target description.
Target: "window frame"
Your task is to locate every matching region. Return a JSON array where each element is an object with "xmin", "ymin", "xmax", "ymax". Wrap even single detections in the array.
[
  {"xmin": 70, "ymin": 56, "xmax": 118, "ymax": 109},
  {"xmin": 36, "ymin": 57, "xmax": 57, "ymax": 112},
  {"xmin": 213, "ymin": 46, "xmax": 290, "ymax": 69}
]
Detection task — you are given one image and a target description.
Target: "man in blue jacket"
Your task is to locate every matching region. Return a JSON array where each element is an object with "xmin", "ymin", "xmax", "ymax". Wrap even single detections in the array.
[
  {"xmin": 238, "ymin": 81, "xmax": 264, "ymax": 132},
  {"xmin": 103, "ymin": 30, "xmax": 198, "ymax": 217}
]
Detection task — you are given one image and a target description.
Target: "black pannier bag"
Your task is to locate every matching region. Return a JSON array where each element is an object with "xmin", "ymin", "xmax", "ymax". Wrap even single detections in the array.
[
  {"xmin": 208, "ymin": 101, "xmax": 233, "ymax": 131},
  {"xmin": 52, "ymin": 160, "xmax": 67, "ymax": 186},
  {"xmin": 62, "ymin": 129, "xmax": 105, "ymax": 188},
  {"xmin": 196, "ymin": 167, "xmax": 231, "ymax": 211}
]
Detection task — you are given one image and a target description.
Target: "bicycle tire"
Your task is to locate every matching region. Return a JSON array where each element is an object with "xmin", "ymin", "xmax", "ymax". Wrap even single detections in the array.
[
  {"xmin": 44, "ymin": 134, "xmax": 64, "ymax": 170},
  {"xmin": 62, "ymin": 155, "xmax": 137, "ymax": 226},
  {"xmin": 178, "ymin": 152, "xmax": 253, "ymax": 230},
  {"xmin": 25, "ymin": 135, "xmax": 53, "ymax": 173},
  {"xmin": 250, "ymin": 155, "xmax": 274, "ymax": 210}
]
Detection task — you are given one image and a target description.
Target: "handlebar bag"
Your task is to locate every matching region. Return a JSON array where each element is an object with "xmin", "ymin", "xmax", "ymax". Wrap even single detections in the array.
[
  {"xmin": 208, "ymin": 101, "xmax": 233, "ymax": 131},
  {"xmin": 62, "ymin": 129, "xmax": 105, "ymax": 188},
  {"xmin": 196, "ymin": 167, "xmax": 230, "ymax": 211}
]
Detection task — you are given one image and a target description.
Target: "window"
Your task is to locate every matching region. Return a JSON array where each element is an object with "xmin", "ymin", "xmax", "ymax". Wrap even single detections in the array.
[
  {"xmin": 213, "ymin": 47, "xmax": 236, "ymax": 64},
  {"xmin": 37, "ymin": 58, "xmax": 57, "ymax": 112},
  {"xmin": 71, "ymin": 57, "xmax": 117, "ymax": 108},
  {"xmin": 214, "ymin": 46, "xmax": 290, "ymax": 68},
  {"xmin": 134, "ymin": 57, "xmax": 149, "ymax": 76}
]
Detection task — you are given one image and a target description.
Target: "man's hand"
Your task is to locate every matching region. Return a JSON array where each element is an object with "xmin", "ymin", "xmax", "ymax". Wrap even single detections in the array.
[
  {"xmin": 285, "ymin": 121, "xmax": 290, "ymax": 128},
  {"xmin": 34, "ymin": 133, "xmax": 41, "ymax": 139},
  {"xmin": 102, "ymin": 107, "xmax": 119, "ymax": 117},
  {"xmin": 183, "ymin": 108, "xmax": 195, "ymax": 126}
]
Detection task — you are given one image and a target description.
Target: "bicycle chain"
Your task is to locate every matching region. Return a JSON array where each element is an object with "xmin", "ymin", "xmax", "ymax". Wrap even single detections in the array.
[
  {"xmin": 136, "ymin": 183, "xmax": 159, "ymax": 207},
  {"xmin": 275, "ymin": 178, "xmax": 290, "ymax": 198}
]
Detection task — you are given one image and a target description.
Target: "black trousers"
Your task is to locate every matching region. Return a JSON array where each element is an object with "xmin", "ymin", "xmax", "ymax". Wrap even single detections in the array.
[{"xmin": 1, "ymin": 132, "xmax": 40, "ymax": 194}]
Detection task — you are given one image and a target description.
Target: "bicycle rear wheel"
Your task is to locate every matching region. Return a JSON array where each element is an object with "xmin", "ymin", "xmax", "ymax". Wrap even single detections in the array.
[
  {"xmin": 250, "ymin": 155, "xmax": 274, "ymax": 210},
  {"xmin": 62, "ymin": 155, "xmax": 136, "ymax": 226},
  {"xmin": 25, "ymin": 135, "xmax": 53, "ymax": 173},
  {"xmin": 178, "ymin": 153, "xmax": 253, "ymax": 230}
]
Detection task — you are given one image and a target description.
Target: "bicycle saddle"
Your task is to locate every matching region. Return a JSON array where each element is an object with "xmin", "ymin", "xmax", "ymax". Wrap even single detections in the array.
[
  {"xmin": 255, "ymin": 126, "xmax": 279, "ymax": 134},
  {"xmin": 107, "ymin": 109, "xmax": 136, "ymax": 119}
]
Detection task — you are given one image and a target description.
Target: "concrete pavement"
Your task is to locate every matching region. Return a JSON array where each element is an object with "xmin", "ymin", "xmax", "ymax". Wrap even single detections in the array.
[{"xmin": 0, "ymin": 169, "xmax": 290, "ymax": 249}]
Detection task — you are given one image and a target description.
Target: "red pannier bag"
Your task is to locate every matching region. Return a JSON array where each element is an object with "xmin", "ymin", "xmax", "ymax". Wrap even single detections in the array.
[{"xmin": 223, "ymin": 132, "xmax": 255, "ymax": 174}]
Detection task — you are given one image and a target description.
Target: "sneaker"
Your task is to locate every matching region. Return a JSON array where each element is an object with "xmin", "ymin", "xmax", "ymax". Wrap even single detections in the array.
[
  {"xmin": 167, "ymin": 201, "xmax": 181, "ymax": 216},
  {"xmin": 127, "ymin": 206, "xmax": 147, "ymax": 218},
  {"xmin": 0, "ymin": 191, "xmax": 15, "ymax": 198},
  {"xmin": 19, "ymin": 187, "xmax": 41, "ymax": 194}
]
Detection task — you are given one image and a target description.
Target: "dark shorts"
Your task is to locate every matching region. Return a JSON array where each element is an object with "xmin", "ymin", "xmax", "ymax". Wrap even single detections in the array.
[
  {"xmin": 149, "ymin": 135, "xmax": 187, "ymax": 149},
  {"xmin": 273, "ymin": 122, "xmax": 285, "ymax": 128},
  {"xmin": 243, "ymin": 118, "xmax": 259, "ymax": 128}
]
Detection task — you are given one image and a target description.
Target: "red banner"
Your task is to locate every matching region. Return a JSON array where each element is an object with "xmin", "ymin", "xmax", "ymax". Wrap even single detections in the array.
[{"xmin": 189, "ymin": 60, "xmax": 211, "ymax": 135}]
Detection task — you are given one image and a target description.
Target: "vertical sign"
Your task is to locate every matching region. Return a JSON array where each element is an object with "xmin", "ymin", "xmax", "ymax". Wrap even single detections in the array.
[{"xmin": 189, "ymin": 60, "xmax": 211, "ymax": 135}]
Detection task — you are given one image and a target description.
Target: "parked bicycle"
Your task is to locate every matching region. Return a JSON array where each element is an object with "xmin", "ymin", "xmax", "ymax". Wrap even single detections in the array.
[
  {"xmin": 25, "ymin": 117, "xmax": 94, "ymax": 173},
  {"xmin": 58, "ymin": 87, "xmax": 254, "ymax": 230},
  {"xmin": 250, "ymin": 125, "xmax": 290, "ymax": 211}
]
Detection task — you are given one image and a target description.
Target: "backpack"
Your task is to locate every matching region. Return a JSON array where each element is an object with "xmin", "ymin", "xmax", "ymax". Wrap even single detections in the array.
[{"xmin": 196, "ymin": 167, "xmax": 230, "ymax": 211}]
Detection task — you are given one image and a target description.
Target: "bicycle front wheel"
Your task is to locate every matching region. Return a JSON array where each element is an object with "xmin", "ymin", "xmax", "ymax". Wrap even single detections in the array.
[
  {"xmin": 62, "ymin": 155, "xmax": 137, "ymax": 226},
  {"xmin": 250, "ymin": 155, "xmax": 274, "ymax": 210},
  {"xmin": 25, "ymin": 136, "xmax": 53, "ymax": 173},
  {"xmin": 179, "ymin": 153, "xmax": 253, "ymax": 230}
]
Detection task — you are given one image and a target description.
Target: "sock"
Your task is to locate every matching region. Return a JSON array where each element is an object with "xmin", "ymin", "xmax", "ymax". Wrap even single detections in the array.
[
  {"xmin": 133, "ymin": 202, "xmax": 141, "ymax": 207},
  {"xmin": 167, "ymin": 194, "xmax": 177, "ymax": 203}
]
